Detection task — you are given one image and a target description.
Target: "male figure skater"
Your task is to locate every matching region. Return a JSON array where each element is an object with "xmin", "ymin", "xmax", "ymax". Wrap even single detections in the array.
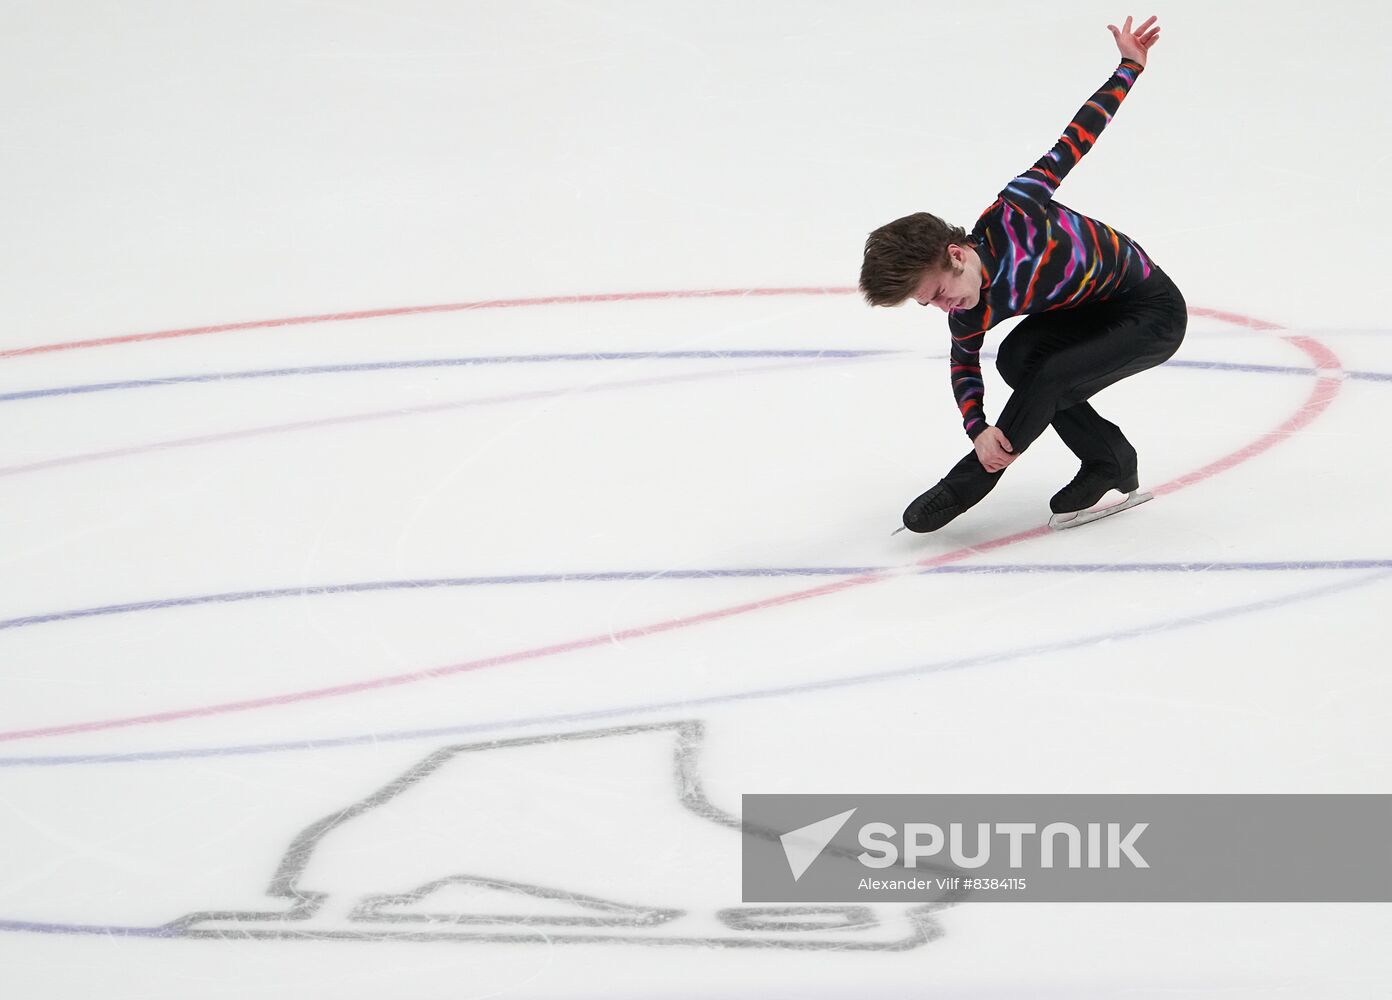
[{"xmin": 859, "ymin": 15, "xmax": 1187, "ymax": 532}]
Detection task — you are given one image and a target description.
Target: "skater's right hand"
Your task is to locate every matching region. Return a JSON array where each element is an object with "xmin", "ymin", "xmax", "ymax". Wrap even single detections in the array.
[{"xmin": 974, "ymin": 426, "xmax": 1016, "ymax": 473}]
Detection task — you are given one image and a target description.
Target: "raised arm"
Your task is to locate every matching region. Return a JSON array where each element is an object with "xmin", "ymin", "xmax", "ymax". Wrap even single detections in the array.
[{"xmin": 1005, "ymin": 15, "xmax": 1161, "ymax": 206}]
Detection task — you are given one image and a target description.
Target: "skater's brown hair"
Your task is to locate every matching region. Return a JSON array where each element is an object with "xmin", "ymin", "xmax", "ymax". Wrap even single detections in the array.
[{"xmin": 860, "ymin": 212, "xmax": 971, "ymax": 307}]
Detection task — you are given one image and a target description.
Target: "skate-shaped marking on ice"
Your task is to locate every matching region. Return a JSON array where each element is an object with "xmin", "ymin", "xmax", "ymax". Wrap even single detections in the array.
[{"xmin": 164, "ymin": 720, "xmax": 962, "ymax": 949}]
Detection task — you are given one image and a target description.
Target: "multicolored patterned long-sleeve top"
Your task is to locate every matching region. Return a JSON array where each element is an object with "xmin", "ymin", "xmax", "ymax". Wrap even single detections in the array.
[{"xmin": 949, "ymin": 58, "xmax": 1153, "ymax": 440}]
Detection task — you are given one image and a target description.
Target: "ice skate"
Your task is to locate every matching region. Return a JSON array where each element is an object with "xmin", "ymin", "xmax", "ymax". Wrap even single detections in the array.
[
  {"xmin": 899, "ymin": 481, "xmax": 966, "ymax": 534},
  {"xmin": 1048, "ymin": 461, "xmax": 1151, "ymax": 530}
]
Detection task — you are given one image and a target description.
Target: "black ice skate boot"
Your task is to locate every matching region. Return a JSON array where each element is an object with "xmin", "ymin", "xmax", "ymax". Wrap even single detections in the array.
[
  {"xmin": 1049, "ymin": 461, "xmax": 1140, "ymax": 515},
  {"xmin": 902, "ymin": 481, "xmax": 966, "ymax": 533}
]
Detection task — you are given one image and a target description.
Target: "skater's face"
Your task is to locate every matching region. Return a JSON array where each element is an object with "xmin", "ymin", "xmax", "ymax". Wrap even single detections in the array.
[{"xmin": 911, "ymin": 244, "xmax": 982, "ymax": 313}]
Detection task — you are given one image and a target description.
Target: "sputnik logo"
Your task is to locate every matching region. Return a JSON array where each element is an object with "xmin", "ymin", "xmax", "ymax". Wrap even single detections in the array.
[{"xmin": 780, "ymin": 808, "xmax": 856, "ymax": 881}]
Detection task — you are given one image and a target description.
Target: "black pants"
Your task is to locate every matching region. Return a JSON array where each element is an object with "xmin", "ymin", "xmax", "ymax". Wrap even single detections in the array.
[{"xmin": 940, "ymin": 265, "xmax": 1188, "ymax": 509}]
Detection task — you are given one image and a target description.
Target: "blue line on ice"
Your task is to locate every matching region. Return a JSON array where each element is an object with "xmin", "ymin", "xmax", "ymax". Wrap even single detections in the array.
[
  {"xmin": 2, "ymin": 561, "xmax": 1389, "ymax": 634},
  {"xmin": 0, "ymin": 350, "xmax": 1388, "ymax": 406}
]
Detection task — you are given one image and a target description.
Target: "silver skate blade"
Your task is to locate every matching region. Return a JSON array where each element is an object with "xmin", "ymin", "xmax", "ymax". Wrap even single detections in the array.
[
  {"xmin": 890, "ymin": 525, "xmax": 907, "ymax": 536},
  {"xmin": 1049, "ymin": 490, "xmax": 1154, "ymax": 531}
]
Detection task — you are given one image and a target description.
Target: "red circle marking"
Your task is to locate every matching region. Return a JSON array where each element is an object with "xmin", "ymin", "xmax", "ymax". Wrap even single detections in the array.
[{"xmin": 0, "ymin": 294, "xmax": 1344, "ymax": 743}]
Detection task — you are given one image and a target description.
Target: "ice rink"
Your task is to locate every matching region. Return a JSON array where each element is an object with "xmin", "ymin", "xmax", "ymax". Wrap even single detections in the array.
[{"xmin": 2, "ymin": 1, "xmax": 1390, "ymax": 996}]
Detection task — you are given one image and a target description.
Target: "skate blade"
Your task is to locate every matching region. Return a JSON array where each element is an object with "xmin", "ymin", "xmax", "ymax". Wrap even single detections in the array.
[{"xmin": 1048, "ymin": 490, "xmax": 1153, "ymax": 531}]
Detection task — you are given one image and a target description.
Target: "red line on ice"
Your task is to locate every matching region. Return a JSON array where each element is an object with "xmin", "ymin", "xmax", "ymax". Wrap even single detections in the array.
[{"xmin": 0, "ymin": 287, "xmax": 855, "ymax": 360}]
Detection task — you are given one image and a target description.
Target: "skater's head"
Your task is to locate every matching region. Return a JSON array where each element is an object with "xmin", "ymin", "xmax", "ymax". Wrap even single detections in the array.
[{"xmin": 860, "ymin": 212, "xmax": 983, "ymax": 312}]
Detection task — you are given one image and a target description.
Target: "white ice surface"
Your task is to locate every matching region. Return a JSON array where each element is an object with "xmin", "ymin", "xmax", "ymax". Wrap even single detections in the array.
[{"xmin": 2, "ymin": 1, "xmax": 1391, "ymax": 997}]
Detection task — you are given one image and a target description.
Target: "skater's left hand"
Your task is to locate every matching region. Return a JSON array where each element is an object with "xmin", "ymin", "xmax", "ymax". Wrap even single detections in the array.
[
  {"xmin": 974, "ymin": 426, "xmax": 1016, "ymax": 474},
  {"xmin": 1108, "ymin": 14, "xmax": 1161, "ymax": 67}
]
